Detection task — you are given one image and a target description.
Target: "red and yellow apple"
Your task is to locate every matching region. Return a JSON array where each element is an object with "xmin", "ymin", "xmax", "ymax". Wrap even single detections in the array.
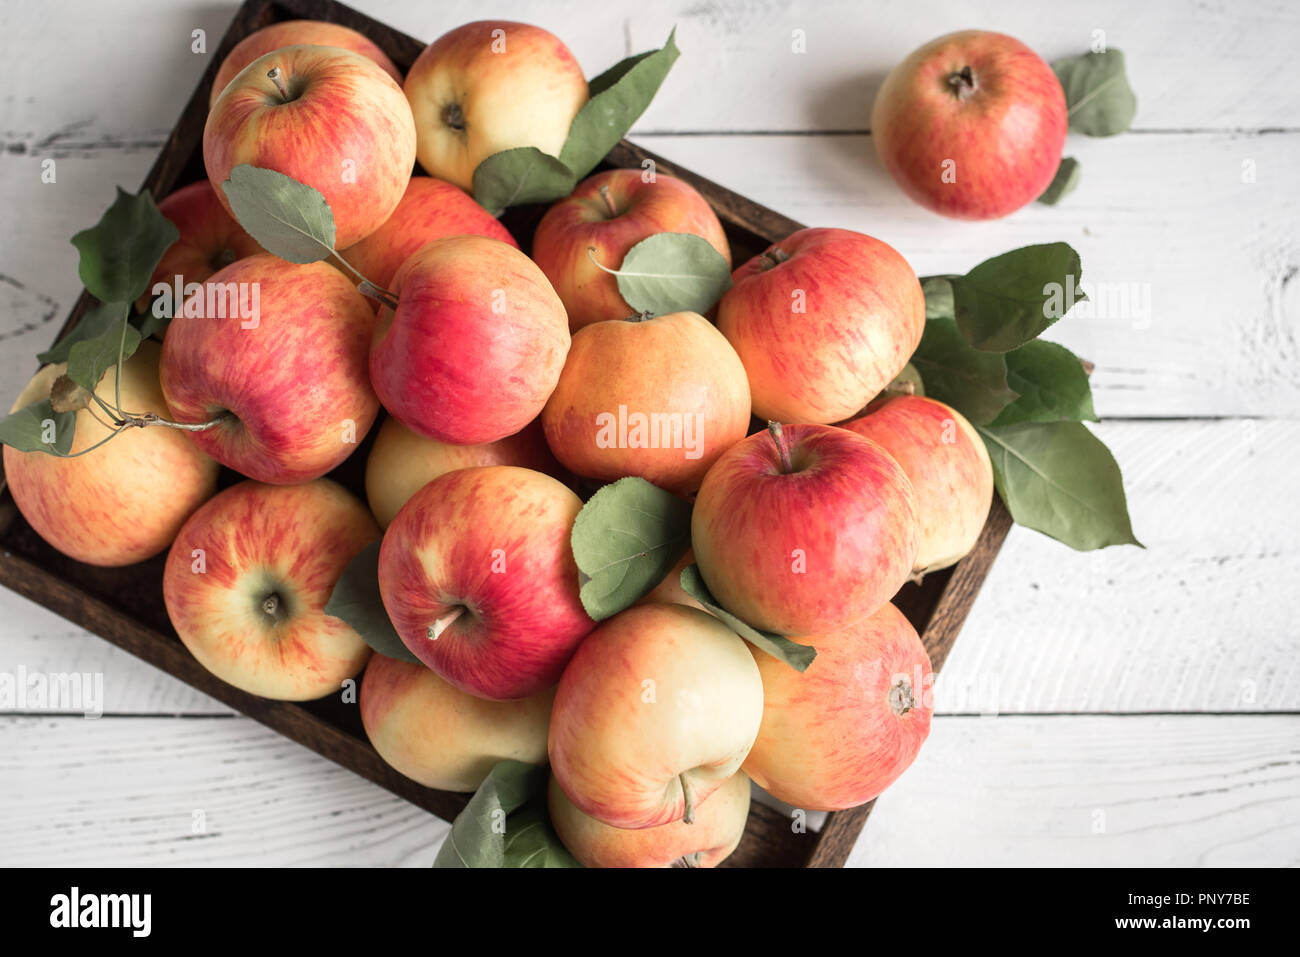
[
  {"xmin": 548, "ymin": 769, "xmax": 751, "ymax": 868},
  {"xmin": 159, "ymin": 254, "xmax": 379, "ymax": 484},
  {"xmin": 3, "ymin": 342, "xmax": 218, "ymax": 567},
  {"xmin": 744, "ymin": 602, "xmax": 934, "ymax": 810},
  {"xmin": 204, "ymin": 44, "xmax": 416, "ymax": 248},
  {"xmin": 403, "ymin": 20, "xmax": 588, "ymax": 191},
  {"xmin": 162, "ymin": 478, "xmax": 377, "ymax": 700},
  {"xmin": 360, "ymin": 652, "xmax": 553, "ymax": 792},
  {"xmin": 209, "ymin": 18, "xmax": 403, "ymax": 106},
  {"xmin": 145, "ymin": 181, "xmax": 263, "ymax": 309},
  {"xmin": 842, "ymin": 394, "xmax": 993, "ymax": 575},
  {"xmin": 636, "ymin": 548, "xmax": 705, "ymax": 611},
  {"xmin": 716, "ymin": 227, "xmax": 925, "ymax": 424},
  {"xmin": 532, "ymin": 169, "xmax": 731, "ymax": 331},
  {"xmin": 541, "ymin": 311, "xmax": 750, "ymax": 496},
  {"xmin": 691, "ymin": 423, "xmax": 919, "ymax": 636},
  {"xmin": 377, "ymin": 466, "xmax": 593, "ymax": 700},
  {"xmin": 369, "ymin": 235, "xmax": 570, "ymax": 446},
  {"xmin": 339, "ymin": 175, "xmax": 518, "ymax": 292},
  {"xmin": 548, "ymin": 603, "xmax": 764, "ymax": 830},
  {"xmin": 872, "ymin": 30, "xmax": 1068, "ymax": 220}
]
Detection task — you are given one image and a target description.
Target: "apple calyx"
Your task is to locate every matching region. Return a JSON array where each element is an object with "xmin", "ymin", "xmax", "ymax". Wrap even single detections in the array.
[
  {"xmin": 888, "ymin": 676, "xmax": 916, "ymax": 716},
  {"xmin": 767, "ymin": 420, "xmax": 795, "ymax": 474},
  {"xmin": 441, "ymin": 102, "xmax": 467, "ymax": 135},
  {"xmin": 427, "ymin": 605, "xmax": 466, "ymax": 641},
  {"xmin": 758, "ymin": 246, "xmax": 790, "ymax": 270},
  {"xmin": 680, "ymin": 772, "xmax": 697, "ymax": 825},
  {"xmin": 259, "ymin": 590, "xmax": 289, "ymax": 625},
  {"xmin": 622, "ymin": 311, "xmax": 655, "ymax": 323},
  {"xmin": 945, "ymin": 66, "xmax": 977, "ymax": 100},
  {"xmin": 671, "ymin": 851, "xmax": 703, "ymax": 868}
]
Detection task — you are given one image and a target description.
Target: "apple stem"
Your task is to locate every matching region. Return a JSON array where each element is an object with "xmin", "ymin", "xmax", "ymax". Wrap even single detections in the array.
[
  {"xmin": 358, "ymin": 279, "xmax": 400, "ymax": 312},
  {"xmin": 767, "ymin": 420, "xmax": 794, "ymax": 474},
  {"xmin": 598, "ymin": 185, "xmax": 619, "ymax": 217},
  {"xmin": 119, "ymin": 410, "xmax": 230, "ymax": 433},
  {"xmin": 671, "ymin": 851, "xmax": 703, "ymax": 868},
  {"xmin": 427, "ymin": 606, "xmax": 465, "ymax": 641},
  {"xmin": 679, "ymin": 773, "xmax": 696, "ymax": 825},
  {"xmin": 266, "ymin": 66, "xmax": 291, "ymax": 102},
  {"xmin": 946, "ymin": 66, "xmax": 977, "ymax": 99}
]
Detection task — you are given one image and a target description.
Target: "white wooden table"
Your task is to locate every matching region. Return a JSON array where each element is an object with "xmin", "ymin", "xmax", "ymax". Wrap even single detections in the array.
[{"xmin": 1, "ymin": 0, "xmax": 1296, "ymax": 867}]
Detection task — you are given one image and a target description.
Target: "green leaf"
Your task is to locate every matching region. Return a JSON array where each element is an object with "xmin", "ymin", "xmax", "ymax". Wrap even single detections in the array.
[
  {"xmin": 64, "ymin": 310, "xmax": 140, "ymax": 392},
  {"xmin": 678, "ymin": 564, "xmax": 816, "ymax": 671},
  {"xmin": 220, "ymin": 164, "xmax": 336, "ymax": 263},
  {"xmin": 979, "ymin": 421, "xmax": 1142, "ymax": 550},
  {"xmin": 471, "ymin": 147, "xmax": 577, "ymax": 216},
  {"xmin": 70, "ymin": 187, "xmax": 179, "ymax": 304},
  {"xmin": 921, "ymin": 275, "xmax": 957, "ymax": 320},
  {"xmin": 1037, "ymin": 157, "xmax": 1081, "ymax": 205},
  {"xmin": 1054, "ymin": 49, "xmax": 1137, "ymax": 137},
  {"xmin": 558, "ymin": 28, "xmax": 681, "ymax": 180},
  {"xmin": 570, "ymin": 476, "xmax": 692, "ymax": 621},
  {"xmin": 433, "ymin": 761, "xmax": 567, "ymax": 868},
  {"xmin": 610, "ymin": 232, "xmax": 733, "ymax": 317},
  {"xmin": 37, "ymin": 301, "xmax": 129, "ymax": 365},
  {"xmin": 132, "ymin": 306, "xmax": 170, "ymax": 341},
  {"xmin": 501, "ymin": 805, "xmax": 582, "ymax": 868},
  {"xmin": 992, "ymin": 340, "xmax": 1098, "ymax": 426},
  {"xmin": 910, "ymin": 316, "xmax": 1017, "ymax": 425},
  {"xmin": 0, "ymin": 399, "xmax": 75, "ymax": 455},
  {"xmin": 951, "ymin": 242, "xmax": 1084, "ymax": 352},
  {"xmin": 324, "ymin": 541, "xmax": 421, "ymax": 663}
]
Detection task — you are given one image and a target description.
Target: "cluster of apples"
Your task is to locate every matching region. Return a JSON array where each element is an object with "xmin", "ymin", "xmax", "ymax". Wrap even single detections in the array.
[{"xmin": 3, "ymin": 18, "xmax": 1003, "ymax": 868}]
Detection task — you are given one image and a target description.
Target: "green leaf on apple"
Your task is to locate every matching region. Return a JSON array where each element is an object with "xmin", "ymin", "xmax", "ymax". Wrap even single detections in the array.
[
  {"xmin": 1037, "ymin": 157, "xmax": 1081, "ymax": 206},
  {"xmin": 433, "ymin": 760, "xmax": 579, "ymax": 868},
  {"xmin": 910, "ymin": 316, "xmax": 1017, "ymax": 425},
  {"xmin": 70, "ymin": 187, "xmax": 179, "ymax": 304},
  {"xmin": 978, "ymin": 421, "xmax": 1143, "ymax": 550},
  {"xmin": 609, "ymin": 232, "xmax": 733, "ymax": 317},
  {"xmin": 678, "ymin": 564, "xmax": 816, "ymax": 671},
  {"xmin": 991, "ymin": 340, "xmax": 1098, "ymax": 426},
  {"xmin": 64, "ymin": 308, "xmax": 140, "ymax": 393},
  {"xmin": 558, "ymin": 28, "xmax": 681, "ymax": 182},
  {"xmin": 220, "ymin": 164, "xmax": 336, "ymax": 263},
  {"xmin": 324, "ymin": 541, "xmax": 422, "ymax": 664},
  {"xmin": 950, "ymin": 242, "xmax": 1085, "ymax": 352},
  {"xmin": 0, "ymin": 399, "xmax": 75, "ymax": 455},
  {"xmin": 1053, "ymin": 49, "xmax": 1137, "ymax": 137},
  {"xmin": 472, "ymin": 147, "xmax": 578, "ymax": 217},
  {"xmin": 570, "ymin": 476, "xmax": 692, "ymax": 621},
  {"xmin": 37, "ymin": 301, "xmax": 132, "ymax": 366},
  {"xmin": 132, "ymin": 305, "xmax": 170, "ymax": 341}
]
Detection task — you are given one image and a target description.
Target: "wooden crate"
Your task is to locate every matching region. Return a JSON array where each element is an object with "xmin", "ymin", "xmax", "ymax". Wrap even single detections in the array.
[{"xmin": 0, "ymin": 0, "xmax": 1012, "ymax": 867}]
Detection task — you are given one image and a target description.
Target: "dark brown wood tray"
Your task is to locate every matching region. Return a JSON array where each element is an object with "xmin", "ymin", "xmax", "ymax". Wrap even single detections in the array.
[{"xmin": 0, "ymin": 0, "xmax": 1012, "ymax": 868}]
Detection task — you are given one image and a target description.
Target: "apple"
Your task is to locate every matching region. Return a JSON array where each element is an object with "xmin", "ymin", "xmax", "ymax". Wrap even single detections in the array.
[
  {"xmin": 209, "ymin": 18, "xmax": 404, "ymax": 106},
  {"xmin": 3, "ymin": 342, "xmax": 218, "ymax": 567},
  {"xmin": 691, "ymin": 423, "xmax": 919, "ymax": 636},
  {"xmin": 531, "ymin": 169, "xmax": 731, "ymax": 331},
  {"xmin": 548, "ymin": 602, "xmax": 764, "ymax": 829},
  {"xmin": 360, "ymin": 652, "xmax": 553, "ymax": 792},
  {"xmin": 635, "ymin": 548, "xmax": 705, "ymax": 611},
  {"xmin": 377, "ymin": 465, "xmax": 593, "ymax": 700},
  {"xmin": 841, "ymin": 395, "xmax": 993, "ymax": 575},
  {"xmin": 548, "ymin": 769, "xmax": 751, "ymax": 868},
  {"xmin": 716, "ymin": 227, "xmax": 925, "ymax": 424},
  {"xmin": 369, "ymin": 235, "xmax": 570, "ymax": 446},
  {"xmin": 162, "ymin": 478, "xmax": 377, "ymax": 700},
  {"xmin": 159, "ymin": 254, "xmax": 379, "ymax": 484},
  {"xmin": 339, "ymin": 175, "xmax": 518, "ymax": 292},
  {"xmin": 403, "ymin": 20, "xmax": 588, "ymax": 192},
  {"xmin": 743, "ymin": 601, "xmax": 933, "ymax": 810},
  {"xmin": 871, "ymin": 30, "xmax": 1068, "ymax": 220},
  {"xmin": 364, "ymin": 414, "xmax": 559, "ymax": 528},
  {"xmin": 145, "ymin": 181, "xmax": 263, "ymax": 308},
  {"xmin": 540, "ymin": 311, "xmax": 750, "ymax": 495},
  {"xmin": 204, "ymin": 44, "xmax": 416, "ymax": 248}
]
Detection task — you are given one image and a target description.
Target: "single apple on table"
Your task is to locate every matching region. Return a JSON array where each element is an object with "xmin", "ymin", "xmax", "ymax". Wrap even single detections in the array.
[
  {"xmin": 3, "ymin": 342, "xmax": 218, "ymax": 567},
  {"xmin": 378, "ymin": 465, "xmax": 594, "ymax": 701},
  {"xmin": 872, "ymin": 30, "xmax": 1068, "ymax": 220},
  {"xmin": 159, "ymin": 254, "xmax": 379, "ymax": 484},
  {"xmin": 743, "ymin": 601, "xmax": 934, "ymax": 810},
  {"xmin": 548, "ymin": 769, "xmax": 751, "ymax": 868},
  {"xmin": 540, "ymin": 310, "xmax": 751, "ymax": 496},
  {"xmin": 532, "ymin": 169, "xmax": 731, "ymax": 331},
  {"xmin": 208, "ymin": 18, "xmax": 403, "ymax": 106},
  {"xmin": 360, "ymin": 653, "xmax": 554, "ymax": 793},
  {"xmin": 162, "ymin": 479, "xmax": 377, "ymax": 701},
  {"xmin": 369, "ymin": 235, "xmax": 570, "ymax": 446},
  {"xmin": 364, "ymin": 415, "xmax": 559, "ymax": 529},
  {"xmin": 691, "ymin": 422, "xmax": 919, "ymax": 637},
  {"xmin": 716, "ymin": 227, "xmax": 925, "ymax": 424},
  {"xmin": 548, "ymin": 602, "xmax": 764, "ymax": 830},
  {"xmin": 204, "ymin": 44, "xmax": 416, "ymax": 248},
  {"xmin": 841, "ymin": 394, "xmax": 993, "ymax": 575},
  {"xmin": 403, "ymin": 20, "xmax": 588, "ymax": 192},
  {"xmin": 339, "ymin": 175, "xmax": 518, "ymax": 293}
]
